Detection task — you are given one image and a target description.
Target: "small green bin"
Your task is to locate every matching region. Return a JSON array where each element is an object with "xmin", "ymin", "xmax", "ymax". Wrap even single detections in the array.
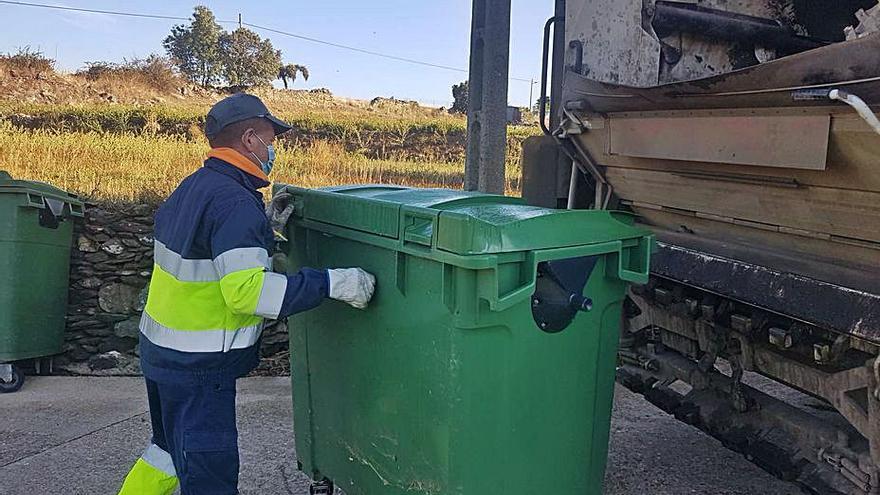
[
  {"xmin": 0, "ymin": 171, "xmax": 84, "ymax": 366},
  {"xmin": 282, "ymin": 185, "xmax": 653, "ymax": 495}
]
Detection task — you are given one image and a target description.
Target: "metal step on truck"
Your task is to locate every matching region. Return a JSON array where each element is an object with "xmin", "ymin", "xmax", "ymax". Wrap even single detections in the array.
[{"xmin": 466, "ymin": 1, "xmax": 880, "ymax": 493}]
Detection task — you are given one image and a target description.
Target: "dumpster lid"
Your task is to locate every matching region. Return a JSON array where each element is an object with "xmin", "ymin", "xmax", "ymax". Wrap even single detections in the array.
[
  {"xmin": 283, "ymin": 184, "xmax": 649, "ymax": 255},
  {"xmin": 0, "ymin": 171, "xmax": 83, "ymax": 205}
]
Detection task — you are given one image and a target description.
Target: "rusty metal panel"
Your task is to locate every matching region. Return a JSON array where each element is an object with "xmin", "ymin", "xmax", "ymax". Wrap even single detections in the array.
[
  {"xmin": 565, "ymin": 0, "xmax": 660, "ymax": 87},
  {"xmin": 651, "ymin": 241, "xmax": 880, "ymax": 342},
  {"xmin": 561, "ymin": 33, "xmax": 880, "ymax": 113},
  {"xmin": 608, "ymin": 113, "xmax": 830, "ymax": 169}
]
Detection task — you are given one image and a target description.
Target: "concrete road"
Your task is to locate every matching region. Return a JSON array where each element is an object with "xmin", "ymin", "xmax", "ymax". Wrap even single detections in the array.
[{"xmin": 0, "ymin": 377, "xmax": 801, "ymax": 494}]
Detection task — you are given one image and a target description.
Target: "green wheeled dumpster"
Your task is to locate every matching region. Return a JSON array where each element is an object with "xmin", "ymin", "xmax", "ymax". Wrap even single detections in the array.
[
  {"xmin": 0, "ymin": 171, "xmax": 84, "ymax": 392},
  {"xmin": 282, "ymin": 185, "xmax": 653, "ymax": 495}
]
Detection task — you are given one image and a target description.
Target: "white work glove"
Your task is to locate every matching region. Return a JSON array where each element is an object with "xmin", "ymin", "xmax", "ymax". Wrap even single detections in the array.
[
  {"xmin": 327, "ymin": 268, "xmax": 376, "ymax": 309},
  {"xmin": 266, "ymin": 191, "xmax": 296, "ymax": 237}
]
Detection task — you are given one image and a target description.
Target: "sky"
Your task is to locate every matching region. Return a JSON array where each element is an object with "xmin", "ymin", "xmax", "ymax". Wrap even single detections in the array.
[{"xmin": 0, "ymin": 0, "xmax": 555, "ymax": 107}]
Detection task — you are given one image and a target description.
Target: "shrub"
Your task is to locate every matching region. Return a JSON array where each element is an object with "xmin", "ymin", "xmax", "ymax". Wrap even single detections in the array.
[
  {"xmin": 450, "ymin": 81, "xmax": 468, "ymax": 114},
  {"xmin": 76, "ymin": 55, "xmax": 181, "ymax": 92},
  {"xmin": 78, "ymin": 61, "xmax": 116, "ymax": 81},
  {"xmin": 0, "ymin": 46, "xmax": 54, "ymax": 75}
]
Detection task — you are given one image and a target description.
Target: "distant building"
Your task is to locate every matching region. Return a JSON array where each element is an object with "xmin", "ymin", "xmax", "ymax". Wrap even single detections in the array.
[{"xmin": 506, "ymin": 106, "xmax": 523, "ymax": 124}]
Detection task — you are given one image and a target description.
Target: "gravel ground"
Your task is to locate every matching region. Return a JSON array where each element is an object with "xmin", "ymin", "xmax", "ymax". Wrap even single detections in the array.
[
  {"xmin": 606, "ymin": 386, "xmax": 801, "ymax": 495},
  {"xmin": 0, "ymin": 377, "xmax": 802, "ymax": 494}
]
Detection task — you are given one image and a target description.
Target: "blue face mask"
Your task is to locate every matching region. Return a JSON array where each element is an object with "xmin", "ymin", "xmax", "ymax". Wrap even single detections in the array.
[{"xmin": 251, "ymin": 134, "xmax": 276, "ymax": 175}]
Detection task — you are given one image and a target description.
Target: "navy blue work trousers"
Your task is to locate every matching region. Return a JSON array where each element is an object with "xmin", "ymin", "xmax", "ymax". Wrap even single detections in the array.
[{"xmin": 145, "ymin": 376, "xmax": 240, "ymax": 494}]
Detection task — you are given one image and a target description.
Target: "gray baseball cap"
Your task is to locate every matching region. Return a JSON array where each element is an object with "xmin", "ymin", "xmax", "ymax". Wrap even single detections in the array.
[{"xmin": 204, "ymin": 93, "xmax": 292, "ymax": 138}]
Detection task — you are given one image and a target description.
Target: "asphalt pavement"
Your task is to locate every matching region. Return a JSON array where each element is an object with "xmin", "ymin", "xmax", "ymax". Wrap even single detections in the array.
[{"xmin": 0, "ymin": 377, "xmax": 802, "ymax": 494}]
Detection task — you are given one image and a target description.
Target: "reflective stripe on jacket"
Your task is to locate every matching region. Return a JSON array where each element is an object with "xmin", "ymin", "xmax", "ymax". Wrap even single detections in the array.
[{"xmin": 140, "ymin": 150, "xmax": 327, "ymax": 354}]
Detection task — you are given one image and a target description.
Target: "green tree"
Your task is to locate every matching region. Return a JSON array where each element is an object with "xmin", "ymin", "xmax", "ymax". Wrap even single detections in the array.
[
  {"xmin": 450, "ymin": 81, "xmax": 468, "ymax": 114},
  {"xmin": 162, "ymin": 5, "xmax": 222, "ymax": 87},
  {"xmin": 533, "ymin": 96, "xmax": 549, "ymax": 114},
  {"xmin": 278, "ymin": 63, "xmax": 309, "ymax": 89},
  {"xmin": 219, "ymin": 28, "xmax": 282, "ymax": 87}
]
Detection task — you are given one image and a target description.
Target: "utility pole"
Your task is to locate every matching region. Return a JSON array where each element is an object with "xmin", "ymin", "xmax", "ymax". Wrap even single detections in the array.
[
  {"xmin": 528, "ymin": 78, "xmax": 536, "ymax": 112},
  {"xmin": 464, "ymin": 0, "xmax": 512, "ymax": 194},
  {"xmin": 238, "ymin": 13, "xmax": 242, "ymax": 29}
]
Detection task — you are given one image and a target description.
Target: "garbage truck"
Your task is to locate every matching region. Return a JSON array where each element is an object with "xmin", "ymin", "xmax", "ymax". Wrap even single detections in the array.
[{"xmin": 478, "ymin": 1, "xmax": 880, "ymax": 493}]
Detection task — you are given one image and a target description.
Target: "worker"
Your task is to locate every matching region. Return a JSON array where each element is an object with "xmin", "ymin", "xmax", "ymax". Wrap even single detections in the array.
[{"xmin": 118, "ymin": 93, "xmax": 376, "ymax": 495}]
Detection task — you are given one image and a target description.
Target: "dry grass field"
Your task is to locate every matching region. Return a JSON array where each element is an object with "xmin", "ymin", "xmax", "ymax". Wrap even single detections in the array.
[
  {"xmin": 0, "ymin": 120, "xmax": 524, "ymax": 202},
  {"xmin": 0, "ymin": 50, "xmax": 537, "ymax": 203}
]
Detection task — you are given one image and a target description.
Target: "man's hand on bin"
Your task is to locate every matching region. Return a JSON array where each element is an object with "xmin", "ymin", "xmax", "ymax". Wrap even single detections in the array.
[
  {"xmin": 266, "ymin": 191, "xmax": 296, "ymax": 236},
  {"xmin": 327, "ymin": 268, "xmax": 376, "ymax": 309}
]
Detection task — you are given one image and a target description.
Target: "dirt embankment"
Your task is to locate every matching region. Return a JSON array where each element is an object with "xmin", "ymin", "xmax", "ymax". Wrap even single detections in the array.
[
  {"xmin": 0, "ymin": 53, "xmax": 538, "ymax": 163},
  {"xmin": 0, "ymin": 51, "xmax": 212, "ymax": 106}
]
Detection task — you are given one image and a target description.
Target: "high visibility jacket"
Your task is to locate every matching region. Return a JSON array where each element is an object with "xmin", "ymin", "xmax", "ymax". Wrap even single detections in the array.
[{"xmin": 139, "ymin": 149, "xmax": 328, "ymax": 356}]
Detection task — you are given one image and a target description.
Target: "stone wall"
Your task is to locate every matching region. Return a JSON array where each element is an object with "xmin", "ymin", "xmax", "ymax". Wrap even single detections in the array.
[{"xmin": 59, "ymin": 202, "xmax": 290, "ymax": 376}]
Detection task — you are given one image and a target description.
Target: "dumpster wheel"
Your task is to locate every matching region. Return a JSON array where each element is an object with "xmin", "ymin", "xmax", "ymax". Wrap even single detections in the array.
[
  {"xmin": 309, "ymin": 478, "xmax": 335, "ymax": 495},
  {"xmin": 0, "ymin": 364, "xmax": 24, "ymax": 393}
]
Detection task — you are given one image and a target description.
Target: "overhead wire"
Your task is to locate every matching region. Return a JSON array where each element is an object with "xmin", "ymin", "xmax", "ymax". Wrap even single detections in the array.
[
  {"xmin": 0, "ymin": 0, "xmax": 192, "ymax": 21},
  {"xmin": 243, "ymin": 22, "xmax": 532, "ymax": 83},
  {"xmin": 0, "ymin": 0, "xmax": 534, "ymax": 84}
]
